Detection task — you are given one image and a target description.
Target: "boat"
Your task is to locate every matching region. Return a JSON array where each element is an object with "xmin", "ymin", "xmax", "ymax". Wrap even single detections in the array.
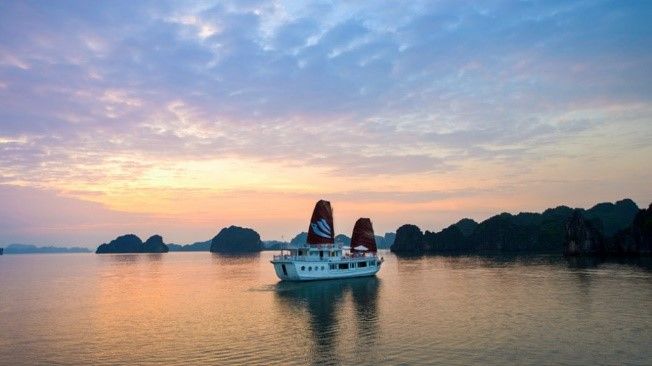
[{"xmin": 271, "ymin": 200, "xmax": 383, "ymax": 281}]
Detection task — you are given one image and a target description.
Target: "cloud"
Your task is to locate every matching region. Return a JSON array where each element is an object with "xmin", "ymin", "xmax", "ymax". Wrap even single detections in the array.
[
  {"xmin": 0, "ymin": 1, "xmax": 650, "ymax": 242},
  {"xmin": 0, "ymin": 184, "xmax": 158, "ymax": 246}
]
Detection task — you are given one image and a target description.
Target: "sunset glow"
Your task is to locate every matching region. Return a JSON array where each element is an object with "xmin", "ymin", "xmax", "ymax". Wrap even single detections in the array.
[{"xmin": 1, "ymin": 1, "xmax": 650, "ymax": 246}]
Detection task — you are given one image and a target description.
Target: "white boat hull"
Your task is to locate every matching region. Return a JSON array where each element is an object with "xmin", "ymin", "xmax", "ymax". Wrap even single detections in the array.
[{"xmin": 271, "ymin": 258, "xmax": 381, "ymax": 281}]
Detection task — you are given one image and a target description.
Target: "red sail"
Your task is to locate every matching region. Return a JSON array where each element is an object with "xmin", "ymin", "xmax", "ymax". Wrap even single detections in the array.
[
  {"xmin": 307, "ymin": 200, "xmax": 335, "ymax": 245},
  {"xmin": 350, "ymin": 218, "xmax": 377, "ymax": 253}
]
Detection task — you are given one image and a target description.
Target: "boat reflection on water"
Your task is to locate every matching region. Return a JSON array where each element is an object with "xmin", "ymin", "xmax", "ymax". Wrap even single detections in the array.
[{"xmin": 274, "ymin": 277, "xmax": 381, "ymax": 364}]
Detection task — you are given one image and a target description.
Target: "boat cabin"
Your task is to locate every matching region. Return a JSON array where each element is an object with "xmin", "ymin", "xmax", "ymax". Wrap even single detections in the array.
[{"xmin": 284, "ymin": 245, "xmax": 344, "ymax": 260}]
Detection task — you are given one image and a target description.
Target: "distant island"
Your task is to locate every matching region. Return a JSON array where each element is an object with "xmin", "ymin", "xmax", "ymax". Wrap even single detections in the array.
[
  {"xmin": 5, "ymin": 199, "xmax": 647, "ymax": 258},
  {"xmin": 391, "ymin": 198, "xmax": 651, "ymax": 257},
  {"xmin": 96, "ymin": 234, "xmax": 169, "ymax": 254},
  {"xmin": 2, "ymin": 244, "xmax": 91, "ymax": 254},
  {"xmin": 261, "ymin": 240, "xmax": 289, "ymax": 250},
  {"xmin": 210, "ymin": 226, "xmax": 262, "ymax": 253},
  {"xmin": 286, "ymin": 231, "xmax": 395, "ymax": 249},
  {"xmin": 168, "ymin": 240, "xmax": 211, "ymax": 252},
  {"xmin": 168, "ymin": 229, "xmax": 396, "ymax": 252},
  {"xmin": 77, "ymin": 199, "xmax": 652, "ymax": 257},
  {"xmin": 95, "ymin": 227, "xmax": 264, "ymax": 254}
]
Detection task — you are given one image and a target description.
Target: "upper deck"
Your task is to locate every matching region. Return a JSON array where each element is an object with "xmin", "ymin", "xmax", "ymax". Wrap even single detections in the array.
[{"xmin": 271, "ymin": 243, "xmax": 378, "ymax": 262}]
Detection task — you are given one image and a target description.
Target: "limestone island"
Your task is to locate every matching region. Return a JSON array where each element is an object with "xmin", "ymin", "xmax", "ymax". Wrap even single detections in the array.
[
  {"xmin": 565, "ymin": 203, "xmax": 651, "ymax": 256},
  {"xmin": 95, "ymin": 234, "xmax": 169, "ymax": 254},
  {"xmin": 209, "ymin": 226, "xmax": 262, "ymax": 253},
  {"xmin": 390, "ymin": 198, "xmax": 651, "ymax": 257}
]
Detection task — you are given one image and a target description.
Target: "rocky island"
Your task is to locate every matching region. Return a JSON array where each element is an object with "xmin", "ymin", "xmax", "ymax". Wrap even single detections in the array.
[
  {"xmin": 210, "ymin": 226, "xmax": 262, "ymax": 253},
  {"xmin": 95, "ymin": 234, "xmax": 169, "ymax": 254},
  {"xmin": 565, "ymin": 203, "xmax": 652, "ymax": 256},
  {"xmin": 391, "ymin": 224, "xmax": 426, "ymax": 254},
  {"xmin": 390, "ymin": 199, "xmax": 648, "ymax": 256}
]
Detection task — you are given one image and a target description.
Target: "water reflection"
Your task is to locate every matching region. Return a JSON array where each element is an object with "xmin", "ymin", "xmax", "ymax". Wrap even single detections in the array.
[
  {"xmin": 565, "ymin": 256, "xmax": 652, "ymax": 271},
  {"xmin": 274, "ymin": 277, "xmax": 381, "ymax": 365},
  {"xmin": 564, "ymin": 256, "xmax": 606, "ymax": 269},
  {"xmin": 395, "ymin": 251, "xmax": 652, "ymax": 271},
  {"xmin": 1, "ymin": 252, "xmax": 650, "ymax": 365},
  {"xmin": 96, "ymin": 253, "xmax": 166, "ymax": 264},
  {"xmin": 210, "ymin": 252, "xmax": 260, "ymax": 265},
  {"xmin": 349, "ymin": 278, "xmax": 381, "ymax": 355}
]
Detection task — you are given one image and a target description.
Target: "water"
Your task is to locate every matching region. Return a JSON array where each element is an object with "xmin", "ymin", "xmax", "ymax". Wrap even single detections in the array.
[{"xmin": 0, "ymin": 251, "xmax": 650, "ymax": 365}]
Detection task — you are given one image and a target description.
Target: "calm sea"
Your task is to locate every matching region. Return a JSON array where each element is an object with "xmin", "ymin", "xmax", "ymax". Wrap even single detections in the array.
[{"xmin": 0, "ymin": 251, "xmax": 650, "ymax": 365}]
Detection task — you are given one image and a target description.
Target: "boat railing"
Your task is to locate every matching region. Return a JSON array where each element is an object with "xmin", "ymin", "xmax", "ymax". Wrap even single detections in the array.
[{"xmin": 272, "ymin": 253, "xmax": 379, "ymax": 262}]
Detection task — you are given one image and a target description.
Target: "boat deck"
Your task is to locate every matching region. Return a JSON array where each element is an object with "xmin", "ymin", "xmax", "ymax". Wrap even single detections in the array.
[{"xmin": 271, "ymin": 253, "xmax": 376, "ymax": 262}]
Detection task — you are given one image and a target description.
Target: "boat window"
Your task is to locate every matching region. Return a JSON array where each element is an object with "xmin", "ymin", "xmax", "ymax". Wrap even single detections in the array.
[
  {"xmin": 301, "ymin": 266, "xmax": 305, "ymax": 271},
  {"xmin": 351, "ymin": 262, "xmax": 355, "ymax": 268},
  {"xmin": 358, "ymin": 261, "xmax": 367, "ymax": 268},
  {"xmin": 298, "ymin": 250, "xmax": 303, "ymax": 256},
  {"xmin": 330, "ymin": 264, "xmax": 336, "ymax": 270},
  {"xmin": 321, "ymin": 266, "xmax": 325, "ymax": 270},
  {"xmin": 338, "ymin": 263, "xmax": 348, "ymax": 270},
  {"xmin": 308, "ymin": 266, "xmax": 312, "ymax": 271}
]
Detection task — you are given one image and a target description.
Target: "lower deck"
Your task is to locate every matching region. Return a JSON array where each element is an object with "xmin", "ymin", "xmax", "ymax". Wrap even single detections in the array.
[{"xmin": 271, "ymin": 256, "xmax": 381, "ymax": 281}]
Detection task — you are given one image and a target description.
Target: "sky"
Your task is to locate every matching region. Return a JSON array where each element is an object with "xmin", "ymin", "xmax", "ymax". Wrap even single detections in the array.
[{"xmin": 1, "ymin": 0, "xmax": 651, "ymax": 247}]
